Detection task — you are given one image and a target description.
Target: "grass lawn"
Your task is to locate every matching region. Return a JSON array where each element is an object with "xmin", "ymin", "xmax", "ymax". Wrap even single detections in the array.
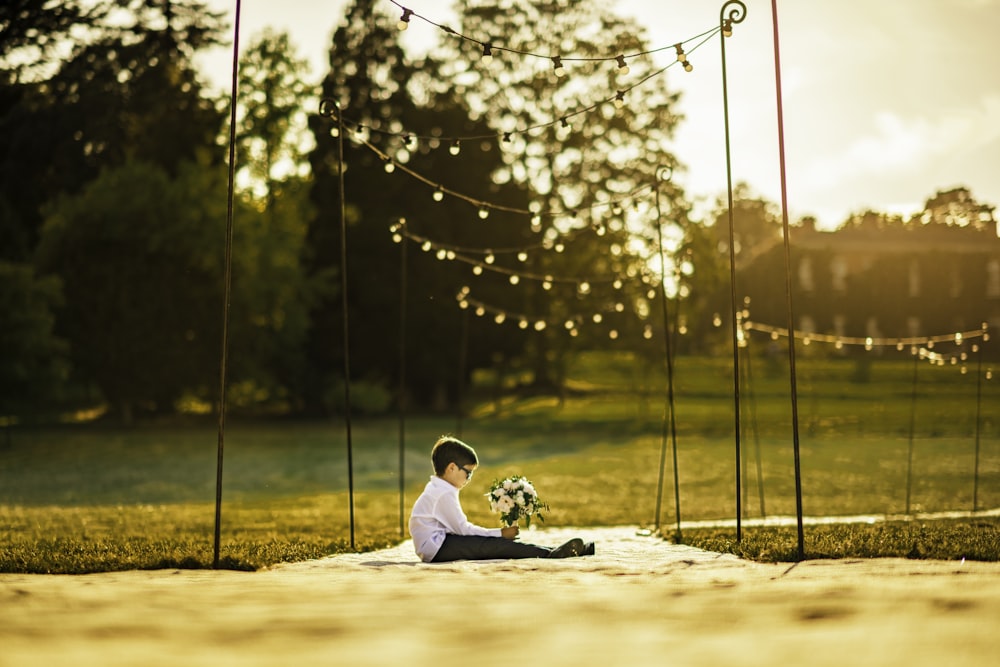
[{"xmin": 1, "ymin": 353, "xmax": 997, "ymax": 572}]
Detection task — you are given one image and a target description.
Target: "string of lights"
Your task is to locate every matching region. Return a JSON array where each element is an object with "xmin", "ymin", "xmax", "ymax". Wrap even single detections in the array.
[
  {"xmin": 390, "ymin": 216, "xmax": 594, "ymax": 256},
  {"xmin": 389, "ymin": 0, "xmax": 717, "ymax": 73},
  {"xmin": 323, "ymin": 5, "xmax": 726, "ymax": 148},
  {"xmin": 341, "ymin": 130, "xmax": 657, "ymax": 225},
  {"xmin": 743, "ymin": 320, "xmax": 990, "ymax": 352},
  {"xmin": 456, "ymin": 287, "xmax": 657, "ymax": 341},
  {"xmin": 392, "ymin": 210, "xmax": 659, "ymax": 291}
]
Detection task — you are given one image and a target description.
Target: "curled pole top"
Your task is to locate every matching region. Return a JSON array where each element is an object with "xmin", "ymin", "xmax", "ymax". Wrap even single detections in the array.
[
  {"xmin": 318, "ymin": 97, "xmax": 341, "ymax": 119},
  {"xmin": 720, "ymin": 0, "xmax": 748, "ymax": 31}
]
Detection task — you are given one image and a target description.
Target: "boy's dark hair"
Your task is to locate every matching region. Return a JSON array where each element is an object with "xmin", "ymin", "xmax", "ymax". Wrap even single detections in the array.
[{"xmin": 431, "ymin": 436, "xmax": 478, "ymax": 476}]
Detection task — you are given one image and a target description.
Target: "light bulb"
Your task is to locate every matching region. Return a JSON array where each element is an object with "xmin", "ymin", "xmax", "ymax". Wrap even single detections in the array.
[
  {"xmin": 432, "ymin": 187, "xmax": 443, "ymax": 201},
  {"xmin": 478, "ymin": 207, "xmax": 489, "ymax": 219},
  {"xmin": 398, "ymin": 8, "xmax": 412, "ymax": 31},
  {"xmin": 449, "ymin": 140, "xmax": 461, "ymax": 156},
  {"xmin": 723, "ymin": 20, "xmax": 733, "ymax": 38},
  {"xmin": 509, "ymin": 275, "xmax": 520, "ymax": 285},
  {"xmin": 674, "ymin": 44, "xmax": 687, "ymax": 63},
  {"xmin": 552, "ymin": 55, "xmax": 565, "ymax": 77},
  {"xmin": 481, "ymin": 43, "xmax": 493, "ymax": 64},
  {"xmin": 683, "ymin": 61, "xmax": 693, "ymax": 72},
  {"xmin": 614, "ymin": 91, "xmax": 625, "ymax": 109},
  {"xmin": 615, "ymin": 55, "xmax": 630, "ymax": 75}
]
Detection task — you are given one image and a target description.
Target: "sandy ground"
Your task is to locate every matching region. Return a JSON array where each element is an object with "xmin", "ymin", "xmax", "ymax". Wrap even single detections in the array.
[{"xmin": 2, "ymin": 526, "xmax": 999, "ymax": 667}]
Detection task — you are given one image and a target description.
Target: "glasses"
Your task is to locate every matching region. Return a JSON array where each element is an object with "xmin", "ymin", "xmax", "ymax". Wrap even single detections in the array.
[{"xmin": 454, "ymin": 464, "xmax": 474, "ymax": 479}]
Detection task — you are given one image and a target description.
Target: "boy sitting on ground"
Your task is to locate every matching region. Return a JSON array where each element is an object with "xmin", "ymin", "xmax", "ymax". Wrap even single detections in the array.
[{"xmin": 408, "ymin": 436, "xmax": 593, "ymax": 563}]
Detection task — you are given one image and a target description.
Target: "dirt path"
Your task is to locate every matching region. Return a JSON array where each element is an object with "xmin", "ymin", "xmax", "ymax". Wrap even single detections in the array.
[{"xmin": 2, "ymin": 527, "xmax": 998, "ymax": 666}]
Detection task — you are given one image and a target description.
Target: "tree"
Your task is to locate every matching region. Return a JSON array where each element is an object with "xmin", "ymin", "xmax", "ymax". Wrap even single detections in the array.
[
  {"xmin": 0, "ymin": 0, "xmax": 226, "ymax": 262},
  {"xmin": 235, "ymin": 29, "xmax": 314, "ymax": 208},
  {"xmin": 708, "ymin": 182, "xmax": 783, "ymax": 261},
  {"xmin": 920, "ymin": 186, "xmax": 996, "ymax": 230},
  {"xmin": 0, "ymin": 0, "xmax": 109, "ymax": 84},
  {"xmin": 35, "ymin": 160, "xmax": 229, "ymax": 421},
  {"xmin": 0, "ymin": 261, "xmax": 68, "ymax": 423},
  {"xmin": 223, "ymin": 30, "xmax": 318, "ymax": 410},
  {"xmin": 426, "ymin": 0, "xmax": 690, "ymax": 389},
  {"xmin": 304, "ymin": 0, "xmax": 526, "ymax": 413}
]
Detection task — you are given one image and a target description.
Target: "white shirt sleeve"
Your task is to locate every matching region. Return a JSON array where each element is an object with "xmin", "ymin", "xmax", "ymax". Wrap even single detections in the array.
[{"xmin": 435, "ymin": 485, "xmax": 501, "ymax": 537}]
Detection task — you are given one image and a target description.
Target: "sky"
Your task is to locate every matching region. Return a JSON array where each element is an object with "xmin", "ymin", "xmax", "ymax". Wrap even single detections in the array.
[{"xmin": 199, "ymin": 0, "xmax": 1000, "ymax": 231}]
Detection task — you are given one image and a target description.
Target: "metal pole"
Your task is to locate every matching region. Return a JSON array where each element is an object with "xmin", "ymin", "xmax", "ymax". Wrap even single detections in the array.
[
  {"xmin": 719, "ymin": 0, "xmax": 747, "ymax": 542},
  {"xmin": 768, "ymin": 0, "xmax": 805, "ymax": 560},
  {"xmin": 213, "ymin": 0, "xmax": 242, "ymax": 569},
  {"xmin": 398, "ymin": 229, "xmax": 408, "ymax": 538},
  {"xmin": 906, "ymin": 349, "xmax": 919, "ymax": 515},
  {"xmin": 456, "ymin": 308, "xmax": 470, "ymax": 437},
  {"xmin": 653, "ymin": 166, "xmax": 682, "ymax": 540},
  {"xmin": 972, "ymin": 326, "xmax": 986, "ymax": 511},
  {"xmin": 335, "ymin": 103, "xmax": 356, "ymax": 550}
]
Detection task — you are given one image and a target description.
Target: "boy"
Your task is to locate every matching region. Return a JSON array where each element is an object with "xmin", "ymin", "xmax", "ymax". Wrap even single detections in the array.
[{"xmin": 409, "ymin": 435, "xmax": 594, "ymax": 563}]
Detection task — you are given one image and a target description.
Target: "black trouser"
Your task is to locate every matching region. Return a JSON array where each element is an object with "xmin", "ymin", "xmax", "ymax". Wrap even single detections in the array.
[{"xmin": 431, "ymin": 534, "xmax": 550, "ymax": 562}]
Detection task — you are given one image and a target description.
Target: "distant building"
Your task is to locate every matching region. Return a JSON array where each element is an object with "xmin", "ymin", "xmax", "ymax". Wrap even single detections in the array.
[{"xmin": 732, "ymin": 216, "xmax": 1000, "ymax": 356}]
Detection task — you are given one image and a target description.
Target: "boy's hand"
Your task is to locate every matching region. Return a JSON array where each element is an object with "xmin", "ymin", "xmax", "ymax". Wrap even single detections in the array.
[{"xmin": 501, "ymin": 526, "xmax": 519, "ymax": 540}]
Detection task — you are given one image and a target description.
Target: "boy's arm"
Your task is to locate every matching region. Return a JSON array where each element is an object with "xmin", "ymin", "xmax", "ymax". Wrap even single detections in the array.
[{"xmin": 438, "ymin": 492, "xmax": 502, "ymax": 537}]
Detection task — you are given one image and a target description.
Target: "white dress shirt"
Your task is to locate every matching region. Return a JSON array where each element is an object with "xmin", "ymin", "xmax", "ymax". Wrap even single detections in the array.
[{"xmin": 408, "ymin": 475, "xmax": 501, "ymax": 562}]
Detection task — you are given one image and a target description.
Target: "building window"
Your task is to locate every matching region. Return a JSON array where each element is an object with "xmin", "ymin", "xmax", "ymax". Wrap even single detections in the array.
[
  {"xmin": 833, "ymin": 314, "xmax": 846, "ymax": 338},
  {"xmin": 988, "ymin": 260, "xmax": 1000, "ymax": 298},
  {"xmin": 908, "ymin": 259, "xmax": 921, "ymax": 297},
  {"xmin": 798, "ymin": 257, "xmax": 814, "ymax": 292},
  {"xmin": 831, "ymin": 256, "xmax": 848, "ymax": 293},
  {"xmin": 866, "ymin": 317, "xmax": 882, "ymax": 340}
]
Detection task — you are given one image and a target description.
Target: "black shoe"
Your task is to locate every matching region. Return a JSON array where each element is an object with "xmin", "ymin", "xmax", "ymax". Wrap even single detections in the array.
[
  {"xmin": 583, "ymin": 542, "xmax": 595, "ymax": 556},
  {"xmin": 547, "ymin": 538, "xmax": 585, "ymax": 559}
]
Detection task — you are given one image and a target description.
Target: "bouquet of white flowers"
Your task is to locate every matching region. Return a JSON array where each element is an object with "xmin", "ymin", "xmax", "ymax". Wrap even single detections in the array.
[{"xmin": 486, "ymin": 475, "xmax": 548, "ymax": 527}]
